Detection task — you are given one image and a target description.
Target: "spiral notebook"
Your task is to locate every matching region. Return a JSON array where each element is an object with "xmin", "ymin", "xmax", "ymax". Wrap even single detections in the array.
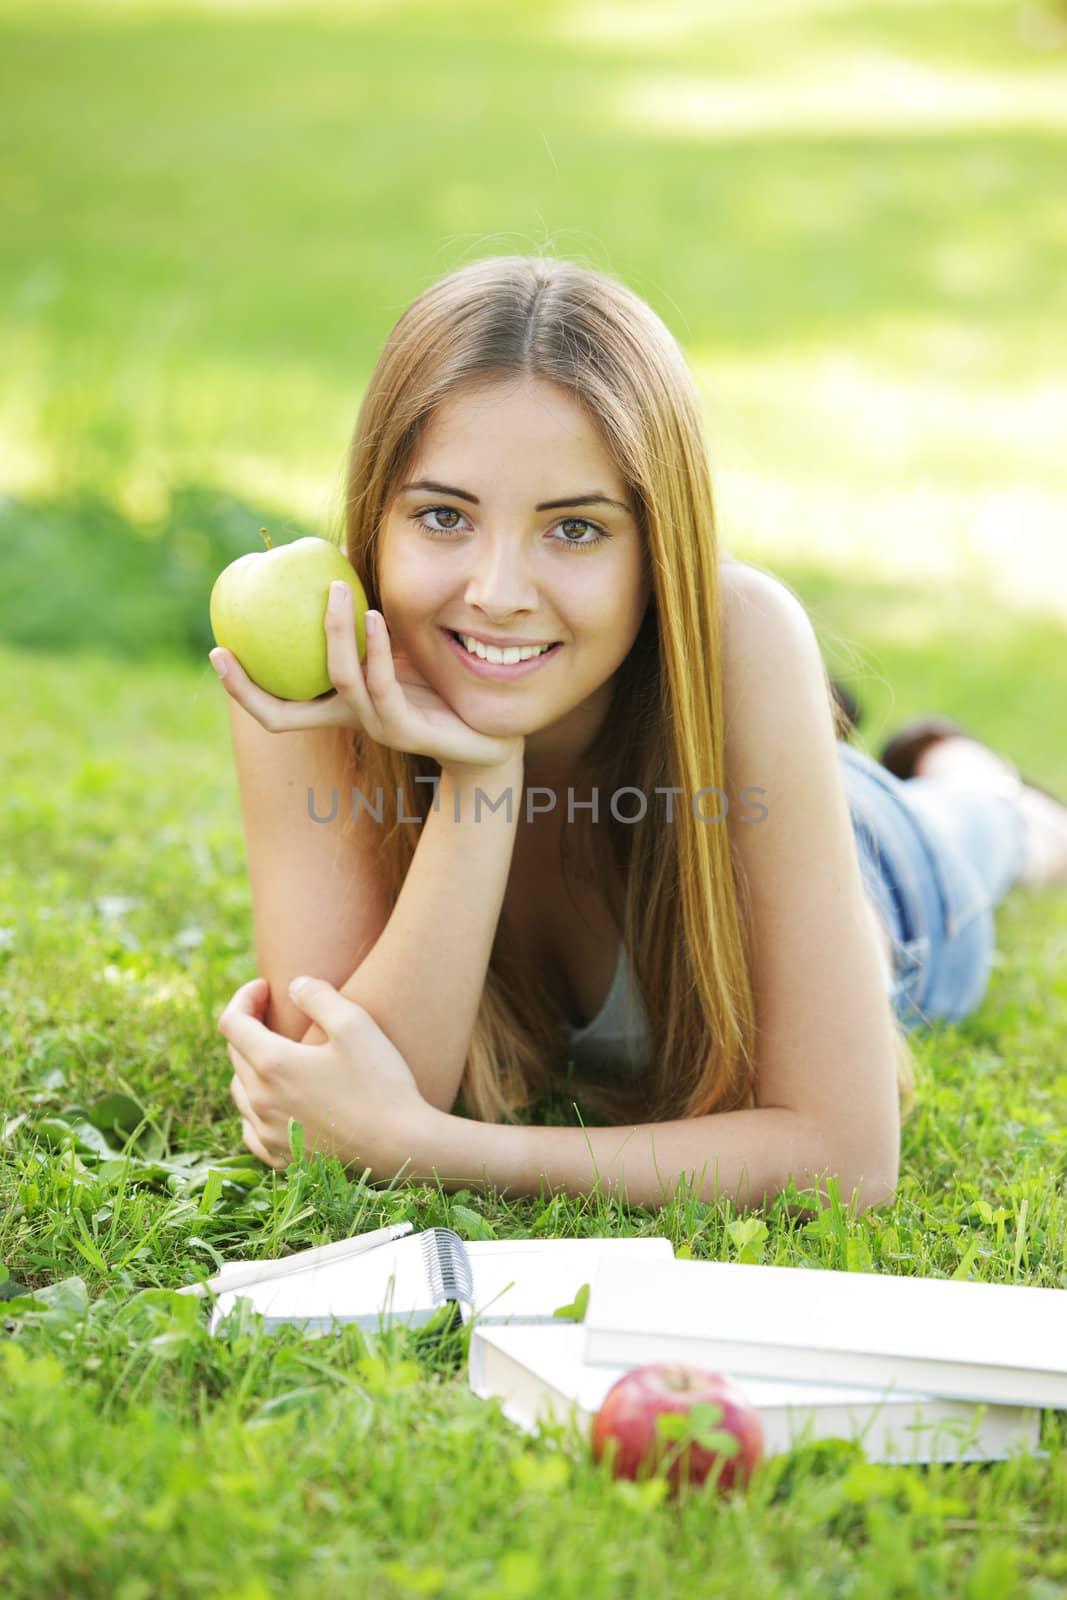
[{"xmin": 207, "ymin": 1229, "xmax": 676, "ymax": 1337}]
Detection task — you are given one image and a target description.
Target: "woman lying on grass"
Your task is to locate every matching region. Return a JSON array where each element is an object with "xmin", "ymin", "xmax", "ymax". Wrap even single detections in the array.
[{"xmin": 210, "ymin": 254, "xmax": 1067, "ymax": 1216}]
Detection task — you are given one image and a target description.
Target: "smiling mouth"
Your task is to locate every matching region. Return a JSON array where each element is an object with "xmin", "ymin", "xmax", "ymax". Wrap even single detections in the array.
[{"xmin": 444, "ymin": 629, "xmax": 563, "ymax": 654}]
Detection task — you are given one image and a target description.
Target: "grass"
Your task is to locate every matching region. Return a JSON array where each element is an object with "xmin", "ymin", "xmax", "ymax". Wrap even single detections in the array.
[{"xmin": 2, "ymin": 0, "xmax": 1067, "ymax": 1593}]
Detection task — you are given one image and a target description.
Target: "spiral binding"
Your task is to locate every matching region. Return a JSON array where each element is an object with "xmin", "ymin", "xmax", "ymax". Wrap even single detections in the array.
[{"xmin": 420, "ymin": 1227, "xmax": 474, "ymax": 1311}]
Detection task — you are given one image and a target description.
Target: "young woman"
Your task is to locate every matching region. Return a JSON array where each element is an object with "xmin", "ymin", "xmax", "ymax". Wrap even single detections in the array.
[{"xmin": 212, "ymin": 255, "xmax": 1066, "ymax": 1216}]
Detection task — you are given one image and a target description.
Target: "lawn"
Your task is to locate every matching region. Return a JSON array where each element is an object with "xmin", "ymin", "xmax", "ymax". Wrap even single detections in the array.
[{"xmin": 2, "ymin": 0, "xmax": 1067, "ymax": 1594}]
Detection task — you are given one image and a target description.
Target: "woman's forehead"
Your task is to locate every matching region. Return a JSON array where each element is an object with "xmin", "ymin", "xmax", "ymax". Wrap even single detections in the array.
[{"xmin": 406, "ymin": 384, "xmax": 629, "ymax": 499}]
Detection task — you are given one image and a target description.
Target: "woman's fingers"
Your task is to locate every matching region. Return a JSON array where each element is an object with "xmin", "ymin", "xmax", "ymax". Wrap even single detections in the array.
[
  {"xmin": 210, "ymin": 594, "xmax": 509, "ymax": 768},
  {"xmin": 328, "ymin": 599, "xmax": 416, "ymax": 752},
  {"xmin": 230, "ymin": 1069, "xmax": 284, "ymax": 1168},
  {"xmin": 228, "ymin": 1044, "xmax": 268, "ymax": 1115},
  {"xmin": 324, "ymin": 584, "xmax": 379, "ymax": 727},
  {"xmin": 241, "ymin": 1115, "xmax": 281, "ymax": 1168},
  {"xmin": 353, "ymin": 611, "xmax": 404, "ymax": 725},
  {"xmin": 229, "ymin": 1067, "xmax": 253, "ymax": 1119},
  {"xmin": 229, "ymin": 1070, "xmax": 261, "ymax": 1138},
  {"xmin": 218, "ymin": 980, "xmax": 295, "ymax": 1084},
  {"xmin": 208, "ymin": 637, "xmax": 359, "ymax": 735}
]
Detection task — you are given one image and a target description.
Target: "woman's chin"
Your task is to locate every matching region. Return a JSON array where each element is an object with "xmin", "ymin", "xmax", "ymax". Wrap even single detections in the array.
[{"xmin": 464, "ymin": 709, "xmax": 539, "ymax": 737}]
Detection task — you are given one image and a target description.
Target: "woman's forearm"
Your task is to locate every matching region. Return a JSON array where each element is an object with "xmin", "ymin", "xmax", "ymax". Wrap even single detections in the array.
[
  {"xmin": 402, "ymin": 1103, "xmax": 897, "ymax": 1216},
  {"xmin": 303, "ymin": 752, "xmax": 525, "ymax": 1117}
]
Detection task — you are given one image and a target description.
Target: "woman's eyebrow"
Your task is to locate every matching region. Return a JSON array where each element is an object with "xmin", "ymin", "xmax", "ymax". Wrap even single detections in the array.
[{"xmin": 400, "ymin": 479, "xmax": 632, "ymax": 515}]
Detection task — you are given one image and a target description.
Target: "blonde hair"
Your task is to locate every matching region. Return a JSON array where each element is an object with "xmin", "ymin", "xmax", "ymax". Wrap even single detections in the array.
[{"xmin": 335, "ymin": 254, "xmax": 916, "ymax": 1128}]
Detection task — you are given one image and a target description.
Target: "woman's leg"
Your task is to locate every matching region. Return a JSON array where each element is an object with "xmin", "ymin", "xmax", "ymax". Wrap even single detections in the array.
[
  {"xmin": 909, "ymin": 735, "xmax": 1067, "ymax": 891},
  {"xmin": 837, "ymin": 743, "xmax": 1027, "ymax": 1032},
  {"xmin": 895, "ymin": 778, "xmax": 1025, "ymax": 912}
]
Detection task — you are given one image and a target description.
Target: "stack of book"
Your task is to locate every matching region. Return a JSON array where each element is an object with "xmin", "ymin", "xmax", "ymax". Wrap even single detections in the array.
[
  {"xmin": 470, "ymin": 1255, "xmax": 1066, "ymax": 1465},
  {"xmin": 186, "ymin": 1225, "xmax": 1067, "ymax": 1466}
]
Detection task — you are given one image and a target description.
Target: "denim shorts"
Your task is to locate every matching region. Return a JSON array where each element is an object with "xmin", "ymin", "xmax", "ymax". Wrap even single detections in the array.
[{"xmin": 837, "ymin": 742, "xmax": 1027, "ymax": 1032}]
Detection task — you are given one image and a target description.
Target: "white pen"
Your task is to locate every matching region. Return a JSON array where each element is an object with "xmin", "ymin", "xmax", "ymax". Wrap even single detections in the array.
[{"xmin": 176, "ymin": 1220, "xmax": 415, "ymax": 1298}]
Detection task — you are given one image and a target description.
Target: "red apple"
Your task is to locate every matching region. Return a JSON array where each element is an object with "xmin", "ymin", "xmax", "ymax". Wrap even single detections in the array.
[{"xmin": 591, "ymin": 1365, "xmax": 763, "ymax": 1496}]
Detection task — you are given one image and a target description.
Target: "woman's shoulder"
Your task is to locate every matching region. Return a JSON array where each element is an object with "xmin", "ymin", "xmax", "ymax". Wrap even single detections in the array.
[
  {"xmin": 717, "ymin": 558, "xmax": 826, "ymax": 758},
  {"xmin": 719, "ymin": 555, "xmax": 808, "ymax": 629}
]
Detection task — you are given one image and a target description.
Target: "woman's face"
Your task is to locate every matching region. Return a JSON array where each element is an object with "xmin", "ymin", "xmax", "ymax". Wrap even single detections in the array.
[{"xmin": 377, "ymin": 373, "xmax": 652, "ymax": 786}]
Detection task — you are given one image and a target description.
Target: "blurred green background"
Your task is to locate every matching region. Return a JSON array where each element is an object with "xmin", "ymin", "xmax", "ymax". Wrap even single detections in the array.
[{"xmin": 1, "ymin": 0, "xmax": 1065, "ymax": 698}]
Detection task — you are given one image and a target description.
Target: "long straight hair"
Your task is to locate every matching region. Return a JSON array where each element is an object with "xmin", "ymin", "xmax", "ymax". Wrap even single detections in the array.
[{"xmin": 335, "ymin": 254, "xmax": 916, "ymax": 1128}]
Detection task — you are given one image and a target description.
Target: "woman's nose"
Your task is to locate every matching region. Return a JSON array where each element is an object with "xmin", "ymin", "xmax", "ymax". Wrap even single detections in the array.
[{"xmin": 463, "ymin": 545, "xmax": 540, "ymax": 613}]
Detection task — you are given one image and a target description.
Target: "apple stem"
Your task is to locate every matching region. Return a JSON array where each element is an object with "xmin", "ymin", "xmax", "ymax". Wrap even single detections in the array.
[{"xmin": 259, "ymin": 527, "xmax": 274, "ymax": 550}]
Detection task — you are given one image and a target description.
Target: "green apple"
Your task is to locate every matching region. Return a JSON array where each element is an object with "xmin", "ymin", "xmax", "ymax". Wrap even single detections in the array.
[{"xmin": 210, "ymin": 530, "xmax": 369, "ymax": 701}]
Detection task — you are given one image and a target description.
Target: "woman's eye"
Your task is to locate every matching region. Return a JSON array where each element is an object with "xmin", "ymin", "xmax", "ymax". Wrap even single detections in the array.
[
  {"xmin": 557, "ymin": 517, "xmax": 608, "ymax": 550},
  {"xmin": 409, "ymin": 506, "xmax": 610, "ymax": 552},
  {"xmin": 421, "ymin": 506, "xmax": 463, "ymax": 531}
]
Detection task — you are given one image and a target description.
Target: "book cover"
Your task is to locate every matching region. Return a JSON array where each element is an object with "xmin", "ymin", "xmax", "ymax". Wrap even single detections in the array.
[
  {"xmin": 582, "ymin": 1258, "xmax": 1067, "ymax": 1409},
  {"xmin": 468, "ymin": 1323, "xmax": 1045, "ymax": 1466}
]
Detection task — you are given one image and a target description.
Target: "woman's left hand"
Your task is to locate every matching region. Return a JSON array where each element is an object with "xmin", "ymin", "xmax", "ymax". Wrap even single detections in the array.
[{"xmin": 218, "ymin": 976, "xmax": 433, "ymax": 1175}]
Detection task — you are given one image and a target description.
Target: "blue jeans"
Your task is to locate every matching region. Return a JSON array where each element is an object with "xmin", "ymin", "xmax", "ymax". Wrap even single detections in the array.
[{"xmin": 837, "ymin": 742, "xmax": 1027, "ymax": 1032}]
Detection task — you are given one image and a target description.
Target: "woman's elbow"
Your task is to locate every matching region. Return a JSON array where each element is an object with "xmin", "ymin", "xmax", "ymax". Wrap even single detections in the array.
[
  {"xmin": 837, "ymin": 1118, "xmax": 901, "ymax": 1216},
  {"xmin": 846, "ymin": 1154, "xmax": 899, "ymax": 1215},
  {"xmin": 855, "ymin": 1177, "xmax": 897, "ymax": 1215}
]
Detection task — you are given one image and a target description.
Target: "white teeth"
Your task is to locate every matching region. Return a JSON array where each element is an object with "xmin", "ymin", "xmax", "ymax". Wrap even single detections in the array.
[{"xmin": 456, "ymin": 633, "xmax": 554, "ymax": 665}]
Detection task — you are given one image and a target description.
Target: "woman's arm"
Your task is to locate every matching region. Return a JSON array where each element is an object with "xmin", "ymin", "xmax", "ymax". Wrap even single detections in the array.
[
  {"xmin": 399, "ymin": 1101, "xmax": 896, "ymax": 1216},
  {"xmin": 326, "ymin": 752, "xmax": 525, "ymax": 1115},
  {"xmin": 223, "ymin": 697, "xmax": 393, "ymax": 1044},
  {"xmin": 219, "ymin": 596, "xmax": 528, "ymax": 1116},
  {"xmin": 219, "ymin": 967, "xmax": 895, "ymax": 1211},
  {"xmin": 223, "ymin": 672, "xmax": 524, "ymax": 1115}
]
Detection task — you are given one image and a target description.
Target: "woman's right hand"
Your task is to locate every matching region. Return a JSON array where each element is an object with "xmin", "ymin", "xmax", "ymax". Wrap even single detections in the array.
[{"xmin": 209, "ymin": 585, "xmax": 525, "ymax": 772}]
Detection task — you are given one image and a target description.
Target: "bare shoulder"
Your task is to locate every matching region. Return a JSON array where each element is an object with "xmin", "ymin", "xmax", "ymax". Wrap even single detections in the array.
[
  {"xmin": 719, "ymin": 556, "xmax": 812, "ymax": 641},
  {"xmin": 716, "ymin": 556, "xmax": 835, "ymax": 837},
  {"xmin": 718, "ymin": 554, "xmax": 835, "ymax": 872},
  {"xmin": 718, "ymin": 560, "xmax": 820, "ymax": 730}
]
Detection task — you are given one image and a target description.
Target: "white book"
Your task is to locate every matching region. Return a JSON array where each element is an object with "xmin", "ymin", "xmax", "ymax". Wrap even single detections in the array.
[
  {"xmin": 207, "ymin": 1230, "xmax": 676, "ymax": 1337},
  {"xmin": 469, "ymin": 1323, "xmax": 1045, "ymax": 1466},
  {"xmin": 583, "ymin": 1258, "xmax": 1067, "ymax": 1410}
]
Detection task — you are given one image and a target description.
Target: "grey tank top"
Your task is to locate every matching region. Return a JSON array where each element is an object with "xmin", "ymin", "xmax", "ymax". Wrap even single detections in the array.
[
  {"xmin": 560, "ymin": 935, "xmax": 895, "ymax": 1079},
  {"xmin": 560, "ymin": 943, "xmax": 653, "ymax": 1078}
]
